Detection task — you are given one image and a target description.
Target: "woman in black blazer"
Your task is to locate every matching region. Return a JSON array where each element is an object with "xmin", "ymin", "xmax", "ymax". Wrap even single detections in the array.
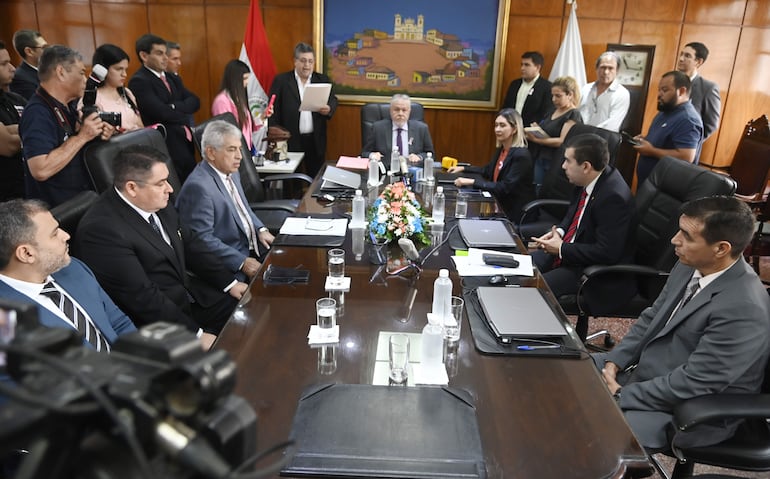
[{"xmin": 448, "ymin": 108, "xmax": 535, "ymax": 222}]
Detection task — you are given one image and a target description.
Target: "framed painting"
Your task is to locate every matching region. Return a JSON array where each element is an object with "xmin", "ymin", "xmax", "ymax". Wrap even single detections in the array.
[{"xmin": 313, "ymin": 0, "xmax": 510, "ymax": 110}]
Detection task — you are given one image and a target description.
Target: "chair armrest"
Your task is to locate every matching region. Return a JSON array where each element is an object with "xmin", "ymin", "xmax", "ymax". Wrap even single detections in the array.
[
  {"xmin": 519, "ymin": 199, "xmax": 571, "ymax": 224},
  {"xmin": 581, "ymin": 264, "xmax": 669, "ymax": 280},
  {"xmin": 673, "ymin": 394, "xmax": 770, "ymax": 431},
  {"xmin": 248, "ymin": 202, "xmax": 297, "ymax": 214},
  {"xmin": 262, "ymin": 173, "xmax": 313, "ymax": 186}
]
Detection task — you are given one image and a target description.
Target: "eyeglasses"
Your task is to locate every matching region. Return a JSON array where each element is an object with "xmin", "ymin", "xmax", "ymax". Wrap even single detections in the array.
[{"xmin": 295, "ymin": 58, "xmax": 314, "ymax": 65}]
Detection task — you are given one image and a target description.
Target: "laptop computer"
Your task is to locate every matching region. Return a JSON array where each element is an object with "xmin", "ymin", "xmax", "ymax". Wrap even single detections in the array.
[
  {"xmin": 476, "ymin": 287, "xmax": 568, "ymax": 341},
  {"xmin": 320, "ymin": 166, "xmax": 363, "ymax": 190},
  {"xmin": 458, "ymin": 219, "xmax": 516, "ymax": 248}
]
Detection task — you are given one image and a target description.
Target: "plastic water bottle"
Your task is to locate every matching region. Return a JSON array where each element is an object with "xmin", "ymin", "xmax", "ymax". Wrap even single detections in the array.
[
  {"xmin": 431, "ymin": 268, "xmax": 453, "ymax": 321},
  {"xmin": 352, "ymin": 189, "xmax": 365, "ymax": 225},
  {"xmin": 455, "ymin": 190, "xmax": 468, "ymax": 218},
  {"xmin": 368, "ymin": 154, "xmax": 379, "ymax": 187},
  {"xmin": 433, "ymin": 186, "xmax": 445, "ymax": 224},
  {"xmin": 421, "ymin": 313, "xmax": 444, "ymax": 366},
  {"xmin": 390, "ymin": 146, "xmax": 400, "ymax": 175},
  {"xmin": 424, "ymin": 152, "xmax": 435, "ymax": 184}
]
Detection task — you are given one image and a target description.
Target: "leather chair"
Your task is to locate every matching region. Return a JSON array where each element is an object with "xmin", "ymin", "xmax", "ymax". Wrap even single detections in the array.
[
  {"xmin": 714, "ymin": 115, "xmax": 770, "ymax": 206},
  {"xmin": 360, "ymin": 102, "xmax": 425, "ymax": 149},
  {"xmin": 561, "ymin": 156, "xmax": 737, "ymax": 344},
  {"xmin": 191, "ymin": 113, "xmax": 312, "ymax": 233},
  {"xmin": 50, "ymin": 190, "xmax": 99, "ymax": 244},
  {"xmin": 83, "ymin": 127, "xmax": 182, "ymax": 196}
]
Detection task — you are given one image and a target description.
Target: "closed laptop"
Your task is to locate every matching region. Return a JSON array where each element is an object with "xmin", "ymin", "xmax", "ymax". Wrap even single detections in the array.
[
  {"xmin": 458, "ymin": 219, "xmax": 516, "ymax": 248},
  {"xmin": 477, "ymin": 287, "xmax": 568, "ymax": 340}
]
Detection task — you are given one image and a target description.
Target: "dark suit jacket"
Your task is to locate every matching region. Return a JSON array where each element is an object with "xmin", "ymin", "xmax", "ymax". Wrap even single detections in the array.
[
  {"xmin": 128, "ymin": 67, "xmax": 200, "ymax": 180},
  {"xmin": 9, "ymin": 62, "xmax": 39, "ymax": 100},
  {"xmin": 361, "ymin": 119, "xmax": 434, "ymax": 161},
  {"xmin": 268, "ymin": 71, "xmax": 338, "ymax": 157},
  {"xmin": 0, "ymin": 258, "xmax": 136, "ymax": 347},
  {"xmin": 593, "ymin": 259, "xmax": 770, "ymax": 449},
  {"xmin": 502, "ymin": 76, "xmax": 553, "ymax": 126},
  {"xmin": 176, "ymin": 161, "xmax": 265, "ymax": 281},
  {"xmin": 74, "ymin": 188, "xmax": 234, "ymax": 331},
  {"xmin": 463, "ymin": 146, "xmax": 535, "ymax": 221},
  {"xmin": 689, "ymin": 75, "xmax": 721, "ymax": 140}
]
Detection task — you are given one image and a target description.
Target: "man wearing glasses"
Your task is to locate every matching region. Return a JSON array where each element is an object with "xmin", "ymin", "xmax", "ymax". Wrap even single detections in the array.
[
  {"xmin": 10, "ymin": 30, "xmax": 48, "ymax": 100},
  {"xmin": 269, "ymin": 42, "xmax": 338, "ymax": 178},
  {"xmin": 578, "ymin": 51, "xmax": 630, "ymax": 133}
]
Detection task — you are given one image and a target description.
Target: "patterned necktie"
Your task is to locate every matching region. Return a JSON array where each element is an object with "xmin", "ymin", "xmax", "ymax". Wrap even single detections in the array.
[
  {"xmin": 40, "ymin": 281, "xmax": 109, "ymax": 352},
  {"xmin": 396, "ymin": 128, "xmax": 404, "ymax": 156},
  {"xmin": 160, "ymin": 72, "xmax": 172, "ymax": 92},
  {"xmin": 148, "ymin": 214, "xmax": 171, "ymax": 246},
  {"xmin": 226, "ymin": 175, "xmax": 258, "ymax": 249},
  {"xmin": 665, "ymin": 273, "xmax": 702, "ymax": 326},
  {"xmin": 553, "ymin": 189, "xmax": 588, "ymax": 268}
]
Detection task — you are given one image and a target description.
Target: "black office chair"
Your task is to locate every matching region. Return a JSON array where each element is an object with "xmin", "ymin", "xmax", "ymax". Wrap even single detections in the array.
[
  {"xmin": 561, "ymin": 156, "xmax": 737, "ymax": 343},
  {"xmin": 191, "ymin": 113, "xmax": 312, "ymax": 233},
  {"xmin": 360, "ymin": 102, "xmax": 425, "ymax": 149},
  {"xmin": 50, "ymin": 190, "xmax": 99, "ymax": 244}
]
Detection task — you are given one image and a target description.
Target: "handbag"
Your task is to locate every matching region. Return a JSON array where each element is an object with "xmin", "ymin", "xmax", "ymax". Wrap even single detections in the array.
[{"xmin": 264, "ymin": 125, "xmax": 291, "ymax": 160}]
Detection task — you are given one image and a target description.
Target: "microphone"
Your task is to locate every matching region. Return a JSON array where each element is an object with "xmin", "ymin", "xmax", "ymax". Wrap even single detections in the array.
[
  {"xmin": 82, "ymin": 64, "xmax": 108, "ymax": 118},
  {"xmin": 398, "ymin": 237, "xmax": 420, "ymax": 262},
  {"xmin": 89, "ymin": 64, "xmax": 108, "ymax": 84}
]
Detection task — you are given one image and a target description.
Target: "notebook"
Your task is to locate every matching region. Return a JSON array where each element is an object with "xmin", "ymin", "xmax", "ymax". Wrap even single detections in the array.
[
  {"xmin": 458, "ymin": 219, "xmax": 516, "ymax": 248},
  {"xmin": 476, "ymin": 287, "xmax": 568, "ymax": 341}
]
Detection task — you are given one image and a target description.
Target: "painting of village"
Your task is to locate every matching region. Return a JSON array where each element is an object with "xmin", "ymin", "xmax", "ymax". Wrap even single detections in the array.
[{"xmin": 317, "ymin": 0, "xmax": 508, "ymax": 108}]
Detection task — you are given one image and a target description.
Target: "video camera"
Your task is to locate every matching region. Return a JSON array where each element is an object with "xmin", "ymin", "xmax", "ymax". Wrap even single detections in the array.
[{"xmin": 0, "ymin": 299, "xmax": 288, "ymax": 479}]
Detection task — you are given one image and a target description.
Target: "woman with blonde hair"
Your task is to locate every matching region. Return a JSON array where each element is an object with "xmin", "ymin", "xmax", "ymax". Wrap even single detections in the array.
[
  {"xmin": 525, "ymin": 75, "xmax": 582, "ymax": 187},
  {"xmin": 448, "ymin": 108, "xmax": 535, "ymax": 221}
]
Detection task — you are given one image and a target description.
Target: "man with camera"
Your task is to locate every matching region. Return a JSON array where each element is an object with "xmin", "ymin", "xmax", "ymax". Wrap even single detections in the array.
[{"xmin": 19, "ymin": 45, "xmax": 115, "ymax": 207}]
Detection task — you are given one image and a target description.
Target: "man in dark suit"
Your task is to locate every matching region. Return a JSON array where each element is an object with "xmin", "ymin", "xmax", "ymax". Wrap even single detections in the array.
[
  {"xmin": 74, "ymin": 146, "xmax": 246, "ymax": 347},
  {"xmin": 176, "ymin": 120, "xmax": 274, "ymax": 282},
  {"xmin": 676, "ymin": 42, "xmax": 720, "ymax": 140},
  {"xmin": 532, "ymin": 133, "xmax": 636, "ymax": 307},
  {"xmin": 361, "ymin": 93, "xmax": 434, "ymax": 166},
  {"xmin": 0, "ymin": 199, "xmax": 136, "ymax": 350},
  {"xmin": 501, "ymin": 51, "xmax": 552, "ymax": 126},
  {"xmin": 593, "ymin": 196, "xmax": 770, "ymax": 450},
  {"xmin": 269, "ymin": 42, "xmax": 338, "ymax": 178},
  {"xmin": 9, "ymin": 30, "xmax": 48, "ymax": 100},
  {"xmin": 0, "ymin": 40, "xmax": 27, "ymax": 201},
  {"xmin": 128, "ymin": 34, "xmax": 200, "ymax": 182}
]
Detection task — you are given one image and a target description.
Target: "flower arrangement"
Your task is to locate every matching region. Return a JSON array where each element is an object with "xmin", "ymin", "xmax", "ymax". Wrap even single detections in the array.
[{"xmin": 368, "ymin": 182, "xmax": 430, "ymax": 246}]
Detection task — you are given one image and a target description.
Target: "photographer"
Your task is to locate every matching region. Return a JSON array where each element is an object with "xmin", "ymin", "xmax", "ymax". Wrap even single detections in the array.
[{"xmin": 19, "ymin": 45, "xmax": 115, "ymax": 207}]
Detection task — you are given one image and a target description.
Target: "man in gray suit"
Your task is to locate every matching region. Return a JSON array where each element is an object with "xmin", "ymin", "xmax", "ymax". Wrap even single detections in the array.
[
  {"xmin": 592, "ymin": 196, "xmax": 770, "ymax": 451},
  {"xmin": 361, "ymin": 93, "xmax": 434, "ymax": 165},
  {"xmin": 677, "ymin": 42, "xmax": 721, "ymax": 140}
]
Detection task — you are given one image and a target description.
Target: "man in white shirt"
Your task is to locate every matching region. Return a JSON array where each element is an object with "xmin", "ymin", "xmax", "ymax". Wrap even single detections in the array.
[{"xmin": 578, "ymin": 51, "xmax": 630, "ymax": 132}]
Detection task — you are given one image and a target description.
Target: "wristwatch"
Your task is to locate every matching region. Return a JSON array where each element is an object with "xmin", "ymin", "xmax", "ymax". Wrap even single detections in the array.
[
  {"xmin": 258, "ymin": 227, "xmax": 269, "ymax": 234},
  {"xmin": 613, "ymin": 387, "xmax": 622, "ymax": 402}
]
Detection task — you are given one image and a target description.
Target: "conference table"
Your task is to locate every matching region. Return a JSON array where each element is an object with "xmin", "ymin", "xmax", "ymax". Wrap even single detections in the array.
[{"xmin": 215, "ymin": 172, "xmax": 652, "ymax": 478}]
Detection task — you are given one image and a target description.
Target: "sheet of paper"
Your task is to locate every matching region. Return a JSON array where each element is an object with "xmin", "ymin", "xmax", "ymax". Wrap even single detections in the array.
[
  {"xmin": 279, "ymin": 217, "xmax": 348, "ymax": 236},
  {"xmin": 336, "ymin": 156, "xmax": 369, "ymax": 170},
  {"xmin": 299, "ymin": 83, "xmax": 331, "ymax": 111},
  {"xmin": 451, "ymin": 248, "xmax": 534, "ymax": 277}
]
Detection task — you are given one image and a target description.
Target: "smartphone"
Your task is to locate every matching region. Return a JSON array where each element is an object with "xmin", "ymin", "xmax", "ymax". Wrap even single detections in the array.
[
  {"xmin": 621, "ymin": 131, "xmax": 641, "ymax": 146},
  {"xmin": 268, "ymin": 94, "xmax": 276, "ymax": 110}
]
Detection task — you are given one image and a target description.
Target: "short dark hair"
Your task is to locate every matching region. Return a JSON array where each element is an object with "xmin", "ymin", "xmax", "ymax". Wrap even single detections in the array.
[
  {"xmin": 662, "ymin": 70, "xmax": 692, "ymax": 94},
  {"xmin": 685, "ymin": 42, "xmax": 709, "ymax": 62},
  {"xmin": 293, "ymin": 42, "xmax": 314, "ymax": 58},
  {"xmin": 166, "ymin": 41, "xmax": 180, "ymax": 51},
  {"xmin": 135, "ymin": 34, "xmax": 166, "ymax": 62},
  {"xmin": 565, "ymin": 133, "xmax": 609, "ymax": 171},
  {"xmin": 12, "ymin": 29, "xmax": 41, "ymax": 60},
  {"xmin": 38, "ymin": 45, "xmax": 82, "ymax": 82},
  {"xmin": 113, "ymin": 145, "xmax": 168, "ymax": 191},
  {"xmin": 680, "ymin": 196, "xmax": 754, "ymax": 259},
  {"xmin": 521, "ymin": 51, "xmax": 544, "ymax": 67},
  {"xmin": 0, "ymin": 199, "xmax": 49, "ymax": 270}
]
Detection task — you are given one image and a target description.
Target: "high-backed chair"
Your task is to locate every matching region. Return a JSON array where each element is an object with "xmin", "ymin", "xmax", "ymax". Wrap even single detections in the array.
[
  {"xmin": 50, "ymin": 190, "xmax": 99, "ymax": 245},
  {"xmin": 360, "ymin": 102, "xmax": 425, "ymax": 149},
  {"xmin": 716, "ymin": 115, "xmax": 770, "ymax": 206},
  {"xmin": 561, "ymin": 157, "xmax": 737, "ymax": 343}
]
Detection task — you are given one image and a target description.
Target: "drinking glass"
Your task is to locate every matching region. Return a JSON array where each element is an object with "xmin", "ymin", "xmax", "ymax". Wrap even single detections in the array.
[
  {"xmin": 388, "ymin": 334, "xmax": 410, "ymax": 384},
  {"xmin": 444, "ymin": 296, "xmax": 464, "ymax": 342},
  {"xmin": 316, "ymin": 297, "xmax": 337, "ymax": 329},
  {"xmin": 328, "ymin": 248, "xmax": 345, "ymax": 284}
]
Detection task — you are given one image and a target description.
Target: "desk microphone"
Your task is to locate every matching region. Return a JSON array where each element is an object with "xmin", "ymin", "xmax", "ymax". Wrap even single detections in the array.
[{"xmin": 393, "ymin": 238, "xmax": 422, "ymax": 276}]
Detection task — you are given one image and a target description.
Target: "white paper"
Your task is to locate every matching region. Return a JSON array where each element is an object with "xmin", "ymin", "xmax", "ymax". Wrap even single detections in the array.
[
  {"xmin": 299, "ymin": 83, "xmax": 331, "ymax": 111},
  {"xmin": 451, "ymin": 248, "xmax": 534, "ymax": 277},
  {"xmin": 308, "ymin": 325, "xmax": 339, "ymax": 345},
  {"xmin": 279, "ymin": 217, "xmax": 348, "ymax": 236}
]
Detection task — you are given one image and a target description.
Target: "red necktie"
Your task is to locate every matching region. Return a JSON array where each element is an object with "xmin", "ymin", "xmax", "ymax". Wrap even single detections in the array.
[
  {"xmin": 493, "ymin": 149, "xmax": 508, "ymax": 182},
  {"xmin": 553, "ymin": 189, "xmax": 587, "ymax": 267},
  {"xmin": 160, "ymin": 72, "xmax": 172, "ymax": 92}
]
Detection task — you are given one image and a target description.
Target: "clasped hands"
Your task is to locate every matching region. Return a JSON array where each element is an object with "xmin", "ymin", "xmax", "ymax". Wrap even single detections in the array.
[{"xmin": 532, "ymin": 226, "xmax": 563, "ymax": 255}]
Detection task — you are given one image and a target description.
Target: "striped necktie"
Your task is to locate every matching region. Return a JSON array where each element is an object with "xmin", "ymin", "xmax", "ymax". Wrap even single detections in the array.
[{"xmin": 40, "ymin": 281, "xmax": 109, "ymax": 352}]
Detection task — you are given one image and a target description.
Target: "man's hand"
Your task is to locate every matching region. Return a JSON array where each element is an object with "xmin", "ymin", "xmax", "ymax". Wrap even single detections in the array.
[
  {"xmin": 454, "ymin": 177, "xmax": 475, "ymax": 188},
  {"xmin": 407, "ymin": 153, "xmax": 421, "ymax": 164},
  {"xmin": 241, "ymin": 257, "xmax": 262, "ymax": 278},
  {"xmin": 601, "ymin": 361, "xmax": 622, "ymax": 395},
  {"xmin": 632, "ymin": 136, "xmax": 655, "ymax": 156},
  {"xmin": 79, "ymin": 112, "xmax": 106, "ymax": 141},
  {"xmin": 200, "ymin": 332, "xmax": 217, "ymax": 350},
  {"xmin": 228, "ymin": 281, "xmax": 249, "ymax": 299},
  {"xmin": 369, "ymin": 152, "xmax": 382, "ymax": 161},
  {"xmin": 319, "ymin": 104, "xmax": 331, "ymax": 116},
  {"xmin": 258, "ymin": 229, "xmax": 275, "ymax": 249},
  {"xmin": 532, "ymin": 226, "xmax": 563, "ymax": 255},
  {"xmin": 447, "ymin": 166, "xmax": 465, "ymax": 174}
]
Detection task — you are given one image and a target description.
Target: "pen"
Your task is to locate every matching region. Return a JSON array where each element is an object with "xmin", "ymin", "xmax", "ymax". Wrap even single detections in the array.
[{"xmin": 517, "ymin": 345, "xmax": 560, "ymax": 350}]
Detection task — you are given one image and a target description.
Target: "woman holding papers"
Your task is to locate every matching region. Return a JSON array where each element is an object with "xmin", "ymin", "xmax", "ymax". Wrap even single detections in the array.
[
  {"xmin": 211, "ymin": 60, "xmax": 272, "ymax": 153},
  {"xmin": 448, "ymin": 108, "xmax": 535, "ymax": 222},
  {"xmin": 525, "ymin": 76, "xmax": 583, "ymax": 188}
]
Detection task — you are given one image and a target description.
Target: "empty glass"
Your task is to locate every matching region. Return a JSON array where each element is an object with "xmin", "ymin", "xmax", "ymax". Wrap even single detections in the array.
[
  {"xmin": 389, "ymin": 334, "xmax": 410, "ymax": 384},
  {"xmin": 444, "ymin": 296, "xmax": 464, "ymax": 342}
]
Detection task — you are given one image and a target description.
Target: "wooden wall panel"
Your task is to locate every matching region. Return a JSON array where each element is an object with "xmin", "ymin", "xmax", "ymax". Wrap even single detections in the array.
[
  {"xmin": 745, "ymin": 0, "xmax": 770, "ymax": 27},
  {"xmin": 91, "ymin": 3, "xmax": 148, "ymax": 71},
  {"xmin": 505, "ymin": 16, "xmax": 563, "ymax": 82},
  {"xmin": 0, "ymin": 3, "xmax": 34, "ymax": 65},
  {"xmin": 509, "ymin": 0, "xmax": 564, "ymax": 18},
  {"xmin": 579, "ymin": 0, "xmax": 625, "ymax": 20},
  {"xmin": 625, "ymin": 0, "xmax": 686, "ymax": 22},
  {"xmin": 36, "ymin": 3, "xmax": 94, "ymax": 58},
  {"xmin": 263, "ymin": 5, "xmax": 313, "ymax": 74},
  {"xmin": 684, "ymin": 0, "xmax": 746, "ymax": 25},
  {"xmin": 573, "ymin": 18, "xmax": 623, "ymax": 71}
]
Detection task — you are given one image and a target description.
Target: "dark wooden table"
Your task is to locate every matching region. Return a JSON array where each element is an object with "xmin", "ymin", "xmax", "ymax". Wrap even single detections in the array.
[{"xmin": 215, "ymin": 177, "xmax": 652, "ymax": 478}]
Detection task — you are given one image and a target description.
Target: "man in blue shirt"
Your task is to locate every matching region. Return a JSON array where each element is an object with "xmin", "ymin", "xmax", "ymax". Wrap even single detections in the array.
[{"xmin": 633, "ymin": 71, "xmax": 703, "ymax": 186}]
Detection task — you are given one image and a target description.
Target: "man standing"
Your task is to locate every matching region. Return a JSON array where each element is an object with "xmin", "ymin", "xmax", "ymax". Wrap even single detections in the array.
[
  {"xmin": 0, "ymin": 41, "xmax": 26, "ymax": 200},
  {"xmin": 75, "ymin": 146, "xmax": 247, "ymax": 345},
  {"xmin": 9, "ymin": 30, "xmax": 48, "ymax": 100},
  {"xmin": 0, "ymin": 199, "xmax": 136, "ymax": 350},
  {"xmin": 176, "ymin": 121, "xmax": 274, "ymax": 282},
  {"xmin": 19, "ymin": 45, "xmax": 115, "ymax": 206},
  {"xmin": 128, "ymin": 34, "xmax": 200, "ymax": 182},
  {"xmin": 269, "ymin": 42, "xmax": 338, "ymax": 178},
  {"xmin": 166, "ymin": 41, "xmax": 182, "ymax": 76},
  {"xmin": 676, "ymin": 42, "xmax": 721, "ymax": 140},
  {"xmin": 578, "ymin": 52, "xmax": 630, "ymax": 132},
  {"xmin": 593, "ymin": 196, "xmax": 770, "ymax": 450},
  {"xmin": 501, "ymin": 51, "xmax": 552, "ymax": 126},
  {"xmin": 361, "ymin": 93, "xmax": 434, "ymax": 164},
  {"xmin": 532, "ymin": 133, "xmax": 636, "ymax": 311},
  {"xmin": 633, "ymin": 71, "xmax": 703, "ymax": 186}
]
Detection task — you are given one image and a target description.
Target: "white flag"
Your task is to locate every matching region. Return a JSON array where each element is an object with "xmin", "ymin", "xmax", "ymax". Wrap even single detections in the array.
[{"xmin": 549, "ymin": 1, "xmax": 586, "ymax": 89}]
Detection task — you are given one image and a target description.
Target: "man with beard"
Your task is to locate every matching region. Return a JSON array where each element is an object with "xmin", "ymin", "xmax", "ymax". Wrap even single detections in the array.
[{"xmin": 633, "ymin": 71, "xmax": 703, "ymax": 185}]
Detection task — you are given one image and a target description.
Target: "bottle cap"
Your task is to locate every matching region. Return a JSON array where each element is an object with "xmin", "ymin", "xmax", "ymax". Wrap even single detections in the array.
[
  {"xmin": 439, "ymin": 268, "xmax": 449, "ymax": 278},
  {"xmin": 355, "ymin": 189, "xmax": 362, "ymax": 196},
  {"xmin": 437, "ymin": 186, "xmax": 443, "ymax": 194},
  {"xmin": 426, "ymin": 152, "xmax": 433, "ymax": 158}
]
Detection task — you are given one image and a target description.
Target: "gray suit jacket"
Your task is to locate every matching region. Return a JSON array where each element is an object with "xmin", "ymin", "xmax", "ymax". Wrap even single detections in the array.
[
  {"xmin": 593, "ymin": 259, "xmax": 770, "ymax": 449},
  {"xmin": 689, "ymin": 75, "xmax": 721, "ymax": 140},
  {"xmin": 361, "ymin": 119, "xmax": 434, "ymax": 161}
]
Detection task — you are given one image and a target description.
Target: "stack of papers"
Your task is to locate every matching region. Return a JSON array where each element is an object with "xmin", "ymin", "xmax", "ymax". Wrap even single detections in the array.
[
  {"xmin": 279, "ymin": 217, "xmax": 348, "ymax": 237},
  {"xmin": 336, "ymin": 156, "xmax": 369, "ymax": 170},
  {"xmin": 451, "ymin": 248, "xmax": 534, "ymax": 277}
]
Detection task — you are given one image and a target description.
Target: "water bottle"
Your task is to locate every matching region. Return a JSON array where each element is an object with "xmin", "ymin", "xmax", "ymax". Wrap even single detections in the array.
[
  {"xmin": 455, "ymin": 190, "xmax": 468, "ymax": 218},
  {"xmin": 421, "ymin": 313, "xmax": 444, "ymax": 367},
  {"xmin": 368, "ymin": 154, "xmax": 379, "ymax": 187},
  {"xmin": 352, "ymin": 189, "xmax": 365, "ymax": 225},
  {"xmin": 431, "ymin": 268, "xmax": 453, "ymax": 320},
  {"xmin": 352, "ymin": 228, "xmax": 365, "ymax": 261},
  {"xmin": 423, "ymin": 152, "xmax": 435, "ymax": 184},
  {"xmin": 390, "ymin": 146, "xmax": 400, "ymax": 175},
  {"xmin": 433, "ymin": 186, "xmax": 445, "ymax": 224}
]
